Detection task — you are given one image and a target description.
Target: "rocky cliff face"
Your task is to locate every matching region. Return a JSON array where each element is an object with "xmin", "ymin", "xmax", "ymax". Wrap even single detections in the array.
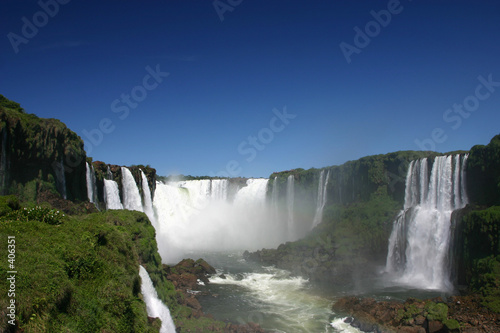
[
  {"xmin": 0, "ymin": 95, "xmax": 87, "ymax": 201},
  {"xmin": 467, "ymin": 134, "xmax": 500, "ymax": 207}
]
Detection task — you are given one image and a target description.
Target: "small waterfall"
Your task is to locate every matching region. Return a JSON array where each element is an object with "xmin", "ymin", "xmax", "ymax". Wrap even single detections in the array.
[
  {"xmin": 86, "ymin": 162, "xmax": 99, "ymax": 205},
  {"xmin": 312, "ymin": 169, "xmax": 330, "ymax": 228},
  {"xmin": 271, "ymin": 176, "xmax": 279, "ymax": 220},
  {"xmin": 139, "ymin": 266, "xmax": 176, "ymax": 333},
  {"xmin": 121, "ymin": 167, "xmax": 143, "ymax": 212},
  {"xmin": 141, "ymin": 170, "xmax": 156, "ymax": 225},
  {"xmin": 385, "ymin": 154, "xmax": 469, "ymax": 291},
  {"xmin": 53, "ymin": 158, "xmax": 67, "ymax": 199},
  {"xmin": 286, "ymin": 175, "xmax": 295, "ymax": 240},
  {"xmin": 106, "ymin": 166, "xmax": 113, "ymax": 180},
  {"xmin": 103, "ymin": 179, "xmax": 123, "ymax": 210}
]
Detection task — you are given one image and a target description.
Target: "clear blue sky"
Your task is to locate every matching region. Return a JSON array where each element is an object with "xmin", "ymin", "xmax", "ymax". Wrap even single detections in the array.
[{"xmin": 2, "ymin": 0, "xmax": 500, "ymax": 178}]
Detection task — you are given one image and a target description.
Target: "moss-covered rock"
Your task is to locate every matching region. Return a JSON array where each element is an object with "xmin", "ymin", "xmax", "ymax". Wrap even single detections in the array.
[
  {"xmin": 0, "ymin": 94, "xmax": 87, "ymax": 202},
  {"xmin": 467, "ymin": 134, "xmax": 500, "ymax": 206}
]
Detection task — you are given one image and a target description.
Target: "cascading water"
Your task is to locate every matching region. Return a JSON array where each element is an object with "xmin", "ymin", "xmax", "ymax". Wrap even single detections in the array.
[
  {"xmin": 140, "ymin": 170, "xmax": 156, "ymax": 226},
  {"xmin": 286, "ymin": 175, "xmax": 295, "ymax": 240},
  {"xmin": 53, "ymin": 158, "xmax": 67, "ymax": 199},
  {"xmin": 152, "ymin": 178, "xmax": 293, "ymax": 263},
  {"xmin": 103, "ymin": 179, "xmax": 123, "ymax": 210},
  {"xmin": 86, "ymin": 162, "xmax": 99, "ymax": 205},
  {"xmin": 385, "ymin": 154, "xmax": 469, "ymax": 291},
  {"xmin": 121, "ymin": 167, "xmax": 143, "ymax": 212},
  {"xmin": 211, "ymin": 179, "xmax": 228, "ymax": 201},
  {"xmin": 312, "ymin": 169, "xmax": 330, "ymax": 228},
  {"xmin": 139, "ymin": 265, "xmax": 176, "ymax": 333}
]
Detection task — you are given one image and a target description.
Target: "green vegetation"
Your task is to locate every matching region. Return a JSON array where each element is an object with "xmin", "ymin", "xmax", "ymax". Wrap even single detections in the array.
[
  {"xmin": 6, "ymin": 206, "xmax": 65, "ymax": 225},
  {"xmin": 0, "ymin": 195, "xmax": 20, "ymax": 216},
  {"xmin": 467, "ymin": 134, "xmax": 500, "ymax": 206},
  {"xmin": 0, "ymin": 201, "xmax": 230, "ymax": 332},
  {"xmin": 1, "ymin": 95, "xmax": 87, "ymax": 201},
  {"xmin": 317, "ymin": 187, "xmax": 400, "ymax": 260},
  {"xmin": 460, "ymin": 206, "xmax": 500, "ymax": 312},
  {"xmin": 0, "ymin": 94, "xmax": 25, "ymax": 113}
]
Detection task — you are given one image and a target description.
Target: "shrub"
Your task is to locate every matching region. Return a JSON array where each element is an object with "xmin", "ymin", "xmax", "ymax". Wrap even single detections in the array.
[{"xmin": 5, "ymin": 206, "xmax": 65, "ymax": 225}]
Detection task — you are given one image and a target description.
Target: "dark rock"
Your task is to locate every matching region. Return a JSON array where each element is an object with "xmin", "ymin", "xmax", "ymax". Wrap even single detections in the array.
[{"xmin": 427, "ymin": 320, "xmax": 444, "ymax": 333}]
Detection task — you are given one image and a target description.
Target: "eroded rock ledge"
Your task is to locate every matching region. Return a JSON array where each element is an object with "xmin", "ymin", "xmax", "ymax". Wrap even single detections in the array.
[
  {"xmin": 332, "ymin": 295, "xmax": 500, "ymax": 333},
  {"xmin": 164, "ymin": 258, "xmax": 267, "ymax": 333}
]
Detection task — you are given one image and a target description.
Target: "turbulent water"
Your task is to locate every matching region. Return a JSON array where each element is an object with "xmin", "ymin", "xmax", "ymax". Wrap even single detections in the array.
[
  {"xmin": 85, "ymin": 161, "xmax": 471, "ymax": 331},
  {"xmin": 194, "ymin": 252, "xmax": 362, "ymax": 333},
  {"xmin": 385, "ymin": 154, "xmax": 468, "ymax": 291},
  {"xmin": 139, "ymin": 265, "xmax": 176, "ymax": 333}
]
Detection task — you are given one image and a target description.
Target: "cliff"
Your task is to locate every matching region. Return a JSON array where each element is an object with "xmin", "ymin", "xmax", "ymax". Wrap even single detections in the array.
[{"xmin": 0, "ymin": 95, "xmax": 87, "ymax": 202}]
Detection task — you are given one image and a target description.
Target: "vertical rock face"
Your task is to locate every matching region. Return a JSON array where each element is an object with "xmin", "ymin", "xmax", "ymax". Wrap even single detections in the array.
[
  {"xmin": 466, "ymin": 134, "xmax": 500, "ymax": 206},
  {"xmin": 0, "ymin": 95, "xmax": 87, "ymax": 201}
]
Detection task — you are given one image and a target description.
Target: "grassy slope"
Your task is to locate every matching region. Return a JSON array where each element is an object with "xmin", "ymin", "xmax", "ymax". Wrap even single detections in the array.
[{"xmin": 0, "ymin": 207, "xmax": 226, "ymax": 332}]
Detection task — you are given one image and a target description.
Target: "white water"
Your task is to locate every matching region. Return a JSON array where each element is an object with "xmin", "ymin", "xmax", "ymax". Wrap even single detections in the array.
[
  {"xmin": 330, "ymin": 318, "xmax": 363, "ymax": 333},
  {"xmin": 312, "ymin": 169, "xmax": 330, "ymax": 228},
  {"xmin": 121, "ymin": 167, "xmax": 143, "ymax": 212},
  {"xmin": 202, "ymin": 253, "xmax": 362, "ymax": 333},
  {"xmin": 385, "ymin": 154, "xmax": 469, "ymax": 291},
  {"xmin": 103, "ymin": 179, "xmax": 123, "ymax": 210},
  {"xmin": 139, "ymin": 265, "xmax": 176, "ymax": 333},
  {"xmin": 141, "ymin": 170, "xmax": 156, "ymax": 226},
  {"xmin": 286, "ymin": 175, "xmax": 295, "ymax": 240},
  {"xmin": 86, "ymin": 162, "xmax": 99, "ymax": 205},
  {"xmin": 152, "ymin": 178, "xmax": 294, "ymax": 263}
]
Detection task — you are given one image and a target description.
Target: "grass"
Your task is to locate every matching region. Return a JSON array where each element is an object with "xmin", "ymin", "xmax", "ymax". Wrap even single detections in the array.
[{"xmin": 0, "ymin": 205, "xmax": 230, "ymax": 332}]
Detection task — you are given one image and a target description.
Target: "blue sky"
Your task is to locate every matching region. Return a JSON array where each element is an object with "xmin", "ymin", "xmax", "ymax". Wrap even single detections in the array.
[{"xmin": 2, "ymin": 0, "xmax": 500, "ymax": 178}]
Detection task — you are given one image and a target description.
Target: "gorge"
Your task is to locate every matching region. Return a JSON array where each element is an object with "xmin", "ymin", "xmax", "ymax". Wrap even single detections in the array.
[{"xmin": 1, "ymin": 96, "xmax": 500, "ymax": 332}]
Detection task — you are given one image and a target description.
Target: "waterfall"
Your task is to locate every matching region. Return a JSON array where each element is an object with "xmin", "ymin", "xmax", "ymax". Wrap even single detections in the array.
[
  {"xmin": 211, "ymin": 179, "xmax": 228, "ymax": 201},
  {"xmin": 153, "ymin": 178, "xmax": 283, "ymax": 263},
  {"xmin": 286, "ymin": 175, "xmax": 295, "ymax": 240},
  {"xmin": 385, "ymin": 154, "xmax": 469, "ymax": 291},
  {"xmin": 312, "ymin": 169, "xmax": 330, "ymax": 228},
  {"xmin": 271, "ymin": 176, "xmax": 279, "ymax": 221},
  {"xmin": 139, "ymin": 266, "xmax": 176, "ymax": 333},
  {"xmin": 121, "ymin": 167, "xmax": 143, "ymax": 212},
  {"xmin": 106, "ymin": 166, "xmax": 113, "ymax": 180},
  {"xmin": 141, "ymin": 170, "xmax": 156, "ymax": 225},
  {"xmin": 86, "ymin": 162, "xmax": 98, "ymax": 205},
  {"xmin": 103, "ymin": 179, "xmax": 123, "ymax": 210},
  {"xmin": 53, "ymin": 158, "xmax": 67, "ymax": 199}
]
